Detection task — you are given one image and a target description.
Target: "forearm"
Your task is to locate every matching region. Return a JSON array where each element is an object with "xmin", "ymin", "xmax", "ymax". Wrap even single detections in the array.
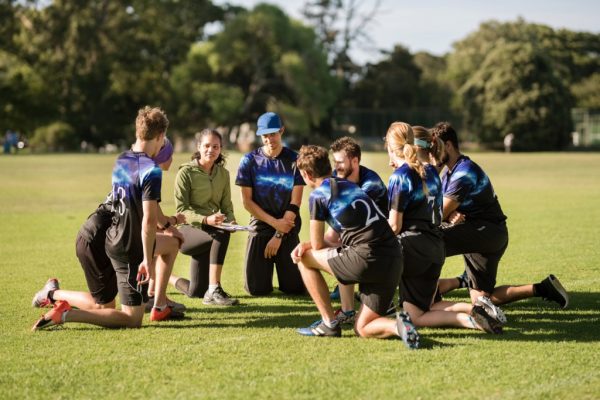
[
  {"xmin": 243, "ymin": 198, "xmax": 277, "ymax": 228},
  {"xmin": 141, "ymin": 216, "xmax": 156, "ymax": 269}
]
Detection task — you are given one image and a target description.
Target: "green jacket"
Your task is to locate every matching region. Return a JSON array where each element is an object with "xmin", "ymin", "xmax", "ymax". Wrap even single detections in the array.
[{"xmin": 174, "ymin": 161, "xmax": 236, "ymax": 226}]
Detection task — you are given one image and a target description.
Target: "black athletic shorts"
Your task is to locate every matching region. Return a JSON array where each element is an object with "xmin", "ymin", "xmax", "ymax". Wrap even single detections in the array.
[
  {"xmin": 399, "ymin": 231, "xmax": 445, "ymax": 311},
  {"xmin": 327, "ymin": 245, "xmax": 402, "ymax": 316},
  {"xmin": 109, "ymin": 257, "xmax": 149, "ymax": 307},
  {"xmin": 443, "ymin": 219, "xmax": 508, "ymax": 294},
  {"xmin": 75, "ymin": 232, "xmax": 118, "ymax": 305}
]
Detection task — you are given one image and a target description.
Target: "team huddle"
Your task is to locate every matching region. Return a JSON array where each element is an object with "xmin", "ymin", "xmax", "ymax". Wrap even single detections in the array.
[{"xmin": 31, "ymin": 108, "xmax": 569, "ymax": 349}]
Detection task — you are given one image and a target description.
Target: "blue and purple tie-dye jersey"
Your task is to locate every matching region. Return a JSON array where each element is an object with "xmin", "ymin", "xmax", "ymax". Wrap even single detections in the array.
[
  {"xmin": 442, "ymin": 155, "xmax": 506, "ymax": 222},
  {"xmin": 310, "ymin": 178, "xmax": 398, "ymax": 254},
  {"xmin": 235, "ymin": 147, "xmax": 305, "ymax": 219},
  {"xmin": 388, "ymin": 163, "xmax": 442, "ymax": 233},
  {"xmin": 334, "ymin": 165, "xmax": 389, "ymax": 216},
  {"xmin": 105, "ymin": 150, "xmax": 162, "ymax": 262}
]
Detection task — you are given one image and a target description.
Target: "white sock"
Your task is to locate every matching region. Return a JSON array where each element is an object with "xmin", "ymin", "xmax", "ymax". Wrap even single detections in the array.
[
  {"xmin": 208, "ymin": 284, "xmax": 219, "ymax": 294},
  {"xmin": 323, "ymin": 319, "xmax": 338, "ymax": 329},
  {"xmin": 61, "ymin": 310, "xmax": 69, "ymax": 323},
  {"xmin": 155, "ymin": 303, "xmax": 168, "ymax": 311}
]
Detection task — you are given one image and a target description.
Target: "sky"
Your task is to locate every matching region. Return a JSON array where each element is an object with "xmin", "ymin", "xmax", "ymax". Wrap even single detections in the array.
[{"xmin": 213, "ymin": 0, "xmax": 600, "ymax": 63}]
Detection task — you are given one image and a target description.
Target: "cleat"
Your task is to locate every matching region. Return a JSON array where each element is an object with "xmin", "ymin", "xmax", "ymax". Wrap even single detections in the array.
[
  {"xmin": 32, "ymin": 278, "xmax": 60, "ymax": 308},
  {"xmin": 471, "ymin": 305, "xmax": 503, "ymax": 334},
  {"xmin": 475, "ymin": 296, "xmax": 507, "ymax": 324},
  {"xmin": 396, "ymin": 311, "xmax": 420, "ymax": 349},
  {"xmin": 297, "ymin": 320, "xmax": 341, "ymax": 337},
  {"xmin": 334, "ymin": 309, "xmax": 356, "ymax": 325},
  {"xmin": 32, "ymin": 300, "xmax": 71, "ymax": 331},
  {"xmin": 296, "ymin": 318, "xmax": 322, "ymax": 335},
  {"xmin": 540, "ymin": 275, "xmax": 569, "ymax": 309},
  {"xmin": 203, "ymin": 286, "xmax": 239, "ymax": 306},
  {"xmin": 330, "ymin": 285, "xmax": 340, "ymax": 301},
  {"xmin": 150, "ymin": 306, "xmax": 185, "ymax": 322},
  {"xmin": 145, "ymin": 297, "xmax": 187, "ymax": 313}
]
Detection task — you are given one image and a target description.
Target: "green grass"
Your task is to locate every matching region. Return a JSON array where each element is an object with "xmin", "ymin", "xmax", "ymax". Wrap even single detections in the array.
[{"xmin": 1, "ymin": 151, "xmax": 599, "ymax": 399}]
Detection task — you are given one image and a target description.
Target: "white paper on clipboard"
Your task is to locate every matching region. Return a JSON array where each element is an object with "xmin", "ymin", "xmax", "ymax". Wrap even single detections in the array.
[{"xmin": 219, "ymin": 223, "xmax": 256, "ymax": 232}]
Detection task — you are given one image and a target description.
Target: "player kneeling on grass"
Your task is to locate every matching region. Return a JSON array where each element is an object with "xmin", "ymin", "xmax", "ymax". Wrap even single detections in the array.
[
  {"xmin": 32, "ymin": 107, "xmax": 183, "ymax": 330},
  {"xmin": 386, "ymin": 122, "xmax": 502, "ymax": 334},
  {"xmin": 32, "ymin": 138, "xmax": 187, "ymax": 323},
  {"xmin": 291, "ymin": 145, "xmax": 419, "ymax": 349}
]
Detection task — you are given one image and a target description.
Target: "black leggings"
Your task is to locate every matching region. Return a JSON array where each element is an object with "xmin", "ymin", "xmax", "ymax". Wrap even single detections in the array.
[{"xmin": 175, "ymin": 224, "xmax": 230, "ymax": 298}]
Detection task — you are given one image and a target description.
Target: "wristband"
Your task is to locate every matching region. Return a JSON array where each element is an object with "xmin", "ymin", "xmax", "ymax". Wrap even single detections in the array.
[{"xmin": 286, "ymin": 204, "xmax": 300, "ymax": 214}]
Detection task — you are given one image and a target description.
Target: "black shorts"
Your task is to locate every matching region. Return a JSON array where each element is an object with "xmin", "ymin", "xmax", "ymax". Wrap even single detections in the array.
[
  {"xmin": 399, "ymin": 231, "xmax": 445, "ymax": 311},
  {"xmin": 327, "ymin": 246, "xmax": 402, "ymax": 316},
  {"xmin": 109, "ymin": 257, "xmax": 149, "ymax": 307},
  {"xmin": 443, "ymin": 220, "xmax": 508, "ymax": 293},
  {"xmin": 75, "ymin": 232, "xmax": 118, "ymax": 305}
]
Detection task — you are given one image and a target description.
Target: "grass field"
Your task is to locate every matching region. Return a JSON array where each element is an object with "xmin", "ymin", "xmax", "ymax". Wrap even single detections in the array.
[{"xmin": 1, "ymin": 151, "xmax": 599, "ymax": 399}]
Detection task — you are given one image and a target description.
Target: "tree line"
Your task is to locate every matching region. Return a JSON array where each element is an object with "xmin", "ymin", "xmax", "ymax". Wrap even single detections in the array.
[{"xmin": 1, "ymin": 0, "xmax": 598, "ymax": 151}]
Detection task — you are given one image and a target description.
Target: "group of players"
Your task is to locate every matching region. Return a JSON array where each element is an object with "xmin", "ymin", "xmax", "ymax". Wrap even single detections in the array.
[{"xmin": 31, "ymin": 108, "xmax": 569, "ymax": 350}]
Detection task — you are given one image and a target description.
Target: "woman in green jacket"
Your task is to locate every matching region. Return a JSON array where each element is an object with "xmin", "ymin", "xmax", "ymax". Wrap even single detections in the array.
[{"xmin": 169, "ymin": 129, "xmax": 239, "ymax": 306}]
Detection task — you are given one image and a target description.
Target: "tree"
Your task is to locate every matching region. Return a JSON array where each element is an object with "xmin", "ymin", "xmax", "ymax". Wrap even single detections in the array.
[
  {"xmin": 169, "ymin": 4, "xmax": 339, "ymax": 141},
  {"xmin": 460, "ymin": 42, "xmax": 572, "ymax": 150},
  {"xmin": 15, "ymin": 0, "xmax": 222, "ymax": 146},
  {"xmin": 351, "ymin": 45, "xmax": 421, "ymax": 109},
  {"xmin": 302, "ymin": 0, "xmax": 381, "ymax": 80},
  {"xmin": 0, "ymin": 50, "xmax": 48, "ymax": 134},
  {"xmin": 446, "ymin": 19, "xmax": 596, "ymax": 149}
]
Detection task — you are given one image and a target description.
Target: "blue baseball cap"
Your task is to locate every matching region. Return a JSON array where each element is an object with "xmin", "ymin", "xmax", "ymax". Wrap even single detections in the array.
[
  {"xmin": 154, "ymin": 137, "xmax": 173, "ymax": 165},
  {"xmin": 256, "ymin": 112, "xmax": 282, "ymax": 136}
]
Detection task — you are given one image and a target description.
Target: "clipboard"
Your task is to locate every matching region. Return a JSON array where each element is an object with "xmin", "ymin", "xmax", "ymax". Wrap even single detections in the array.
[{"xmin": 219, "ymin": 223, "xmax": 255, "ymax": 232}]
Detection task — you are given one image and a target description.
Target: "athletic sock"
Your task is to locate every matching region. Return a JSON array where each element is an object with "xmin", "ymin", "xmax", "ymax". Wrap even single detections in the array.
[
  {"xmin": 61, "ymin": 310, "xmax": 69, "ymax": 323},
  {"xmin": 323, "ymin": 319, "xmax": 339, "ymax": 329},
  {"xmin": 155, "ymin": 303, "xmax": 168, "ymax": 311},
  {"xmin": 533, "ymin": 282, "xmax": 546, "ymax": 297},
  {"xmin": 208, "ymin": 284, "xmax": 219, "ymax": 295}
]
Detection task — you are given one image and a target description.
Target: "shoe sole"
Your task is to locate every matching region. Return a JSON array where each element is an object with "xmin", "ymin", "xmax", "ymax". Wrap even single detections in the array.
[
  {"xmin": 477, "ymin": 297, "xmax": 507, "ymax": 325},
  {"xmin": 31, "ymin": 317, "xmax": 56, "ymax": 331},
  {"xmin": 397, "ymin": 313, "xmax": 420, "ymax": 349},
  {"xmin": 296, "ymin": 326, "xmax": 341, "ymax": 337},
  {"xmin": 471, "ymin": 306, "xmax": 503, "ymax": 334},
  {"xmin": 32, "ymin": 279, "xmax": 60, "ymax": 308},
  {"xmin": 549, "ymin": 275, "xmax": 569, "ymax": 309}
]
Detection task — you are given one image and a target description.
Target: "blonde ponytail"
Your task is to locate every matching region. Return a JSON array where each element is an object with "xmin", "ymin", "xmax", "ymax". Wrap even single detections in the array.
[{"xmin": 386, "ymin": 121, "xmax": 426, "ymax": 179}]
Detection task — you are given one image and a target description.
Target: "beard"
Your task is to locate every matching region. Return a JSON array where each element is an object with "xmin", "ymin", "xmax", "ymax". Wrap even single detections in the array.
[{"xmin": 336, "ymin": 165, "xmax": 354, "ymax": 179}]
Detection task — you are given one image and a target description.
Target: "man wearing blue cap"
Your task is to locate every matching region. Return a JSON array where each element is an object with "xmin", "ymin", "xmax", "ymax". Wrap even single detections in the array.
[{"xmin": 235, "ymin": 112, "xmax": 306, "ymax": 295}]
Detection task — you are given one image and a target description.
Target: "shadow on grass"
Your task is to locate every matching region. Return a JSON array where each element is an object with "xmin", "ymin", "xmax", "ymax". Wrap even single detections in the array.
[
  {"xmin": 49, "ymin": 291, "xmax": 599, "ymax": 344},
  {"xmin": 428, "ymin": 291, "xmax": 600, "ymax": 343}
]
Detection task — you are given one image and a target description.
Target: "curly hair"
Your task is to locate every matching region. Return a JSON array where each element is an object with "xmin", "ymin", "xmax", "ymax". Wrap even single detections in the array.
[
  {"xmin": 296, "ymin": 145, "xmax": 332, "ymax": 179},
  {"xmin": 330, "ymin": 136, "xmax": 361, "ymax": 161},
  {"xmin": 135, "ymin": 106, "xmax": 169, "ymax": 140},
  {"xmin": 430, "ymin": 121, "xmax": 459, "ymax": 151}
]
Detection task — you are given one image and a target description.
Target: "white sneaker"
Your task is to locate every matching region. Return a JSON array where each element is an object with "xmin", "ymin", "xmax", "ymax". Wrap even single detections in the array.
[{"xmin": 476, "ymin": 296, "xmax": 507, "ymax": 324}]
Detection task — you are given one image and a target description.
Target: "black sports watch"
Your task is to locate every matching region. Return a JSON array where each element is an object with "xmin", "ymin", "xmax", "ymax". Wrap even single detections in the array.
[{"xmin": 274, "ymin": 231, "xmax": 284, "ymax": 239}]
